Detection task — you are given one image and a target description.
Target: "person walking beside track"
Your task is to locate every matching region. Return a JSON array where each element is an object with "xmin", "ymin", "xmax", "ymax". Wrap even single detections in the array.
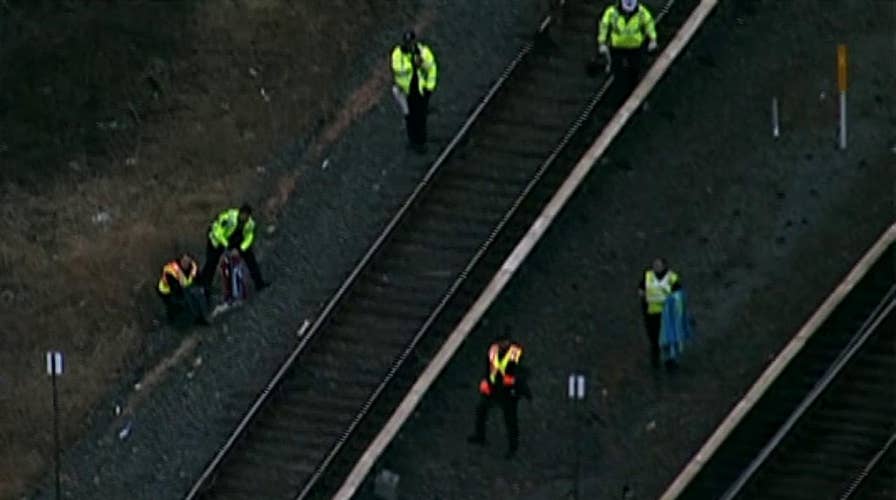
[
  {"xmin": 467, "ymin": 333, "xmax": 531, "ymax": 459},
  {"xmin": 391, "ymin": 30, "xmax": 438, "ymax": 152},
  {"xmin": 597, "ymin": 0, "xmax": 658, "ymax": 95},
  {"xmin": 200, "ymin": 204, "xmax": 269, "ymax": 292},
  {"xmin": 638, "ymin": 257, "xmax": 681, "ymax": 369}
]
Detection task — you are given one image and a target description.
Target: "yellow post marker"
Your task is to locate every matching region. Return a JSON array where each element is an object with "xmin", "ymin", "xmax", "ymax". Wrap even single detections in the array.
[{"xmin": 837, "ymin": 44, "xmax": 848, "ymax": 149}]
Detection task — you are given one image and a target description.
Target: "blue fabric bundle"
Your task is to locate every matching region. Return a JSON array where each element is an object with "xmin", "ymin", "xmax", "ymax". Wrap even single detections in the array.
[{"xmin": 659, "ymin": 289, "xmax": 694, "ymax": 362}]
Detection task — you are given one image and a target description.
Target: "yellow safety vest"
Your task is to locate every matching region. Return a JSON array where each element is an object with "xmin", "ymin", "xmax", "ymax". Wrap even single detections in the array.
[
  {"xmin": 488, "ymin": 343, "xmax": 523, "ymax": 385},
  {"xmin": 158, "ymin": 260, "xmax": 197, "ymax": 295},
  {"xmin": 645, "ymin": 269, "xmax": 678, "ymax": 314},
  {"xmin": 598, "ymin": 5, "xmax": 657, "ymax": 49},
  {"xmin": 208, "ymin": 208, "xmax": 256, "ymax": 251},
  {"xmin": 391, "ymin": 43, "xmax": 438, "ymax": 95}
]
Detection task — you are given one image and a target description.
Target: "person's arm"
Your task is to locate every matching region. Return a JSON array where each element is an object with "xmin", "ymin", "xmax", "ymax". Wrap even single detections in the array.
[
  {"xmin": 643, "ymin": 7, "xmax": 657, "ymax": 43},
  {"xmin": 597, "ymin": 7, "xmax": 612, "ymax": 47},
  {"xmin": 643, "ymin": 7, "xmax": 658, "ymax": 51},
  {"xmin": 239, "ymin": 219, "xmax": 256, "ymax": 252},
  {"xmin": 210, "ymin": 214, "xmax": 230, "ymax": 248},
  {"xmin": 420, "ymin": 46, "xmax": 437, "ymax": 93},
  {"xmin": 671, "ymin": 271, "xmax": 682, "ymax": 292},
  {"xmin": 391, "ymin": 47, "xmax": 411, "ymax": 90}
]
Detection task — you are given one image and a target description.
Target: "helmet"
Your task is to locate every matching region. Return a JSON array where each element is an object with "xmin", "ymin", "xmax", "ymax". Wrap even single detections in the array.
[{"xmin": 621, "ymin": 0, "xmax": 638, "ymax": 13}]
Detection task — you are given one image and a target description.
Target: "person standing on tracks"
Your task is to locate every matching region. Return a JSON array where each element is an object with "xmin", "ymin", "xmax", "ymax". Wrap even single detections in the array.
[
  {"xmin": 391, "ymin": 30, "xmax": 438, "ymax": 152},
  {"xmin": 200, "ymin": 204, "xmax": 269, "ymax": 292},
  {"xmin": 598, "ymin": 0, "xmax": 658, "ymax": 96},
  {"xmin": 467, "ymin": 333, "xmax": 531, "ymax": 459},
  {"xmin": 638, "ymin": 257, "xmax": 681, "ymax": 369}
]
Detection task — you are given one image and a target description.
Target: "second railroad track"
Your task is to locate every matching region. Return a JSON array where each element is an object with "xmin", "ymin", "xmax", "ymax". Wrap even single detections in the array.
[{"xmin": 185, "ymin": 1, "xmax": 699, "ymax": 498}]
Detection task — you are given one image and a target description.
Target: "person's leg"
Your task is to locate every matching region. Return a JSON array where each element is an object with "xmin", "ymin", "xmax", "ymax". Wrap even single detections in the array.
[
  {"xmin": 240, "ymin": 247, "xmax": 267, "ymax": 289},
  {"xmin": 159, "ymin": 291, "xmax": 177, "ymax": 321},
  {"xmin": 469, "ymin": 395, "xmax": 492, "ymax": 443},
  {"xmin": 644, "ymin": 313, "xmax": 661, "ymax": 367},
  {"xmin": 200, "ymin": 239, "xmax": 223, "ymax": 287},
  {"xmin": 502, "ymin": 396, "xmax": 519, "ymax": 456},
  {"xmin": 405, "ymin": 90, "xmax": 420, "ymax": 145},
  {"xmin": 419, "ymin": 91, "xmax": 430, "ymax": 144}
]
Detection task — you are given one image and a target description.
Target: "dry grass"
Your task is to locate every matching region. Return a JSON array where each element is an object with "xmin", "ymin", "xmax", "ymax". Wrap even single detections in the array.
[{"xmin": 0, "ymin": 0, "xmax": 392, "ymax": 495}]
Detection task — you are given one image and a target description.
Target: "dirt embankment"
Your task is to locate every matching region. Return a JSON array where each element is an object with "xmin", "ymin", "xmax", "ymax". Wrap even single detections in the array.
[{"xmin": 0, "ymin": 1, "xmax": 406, "ymax": 495}]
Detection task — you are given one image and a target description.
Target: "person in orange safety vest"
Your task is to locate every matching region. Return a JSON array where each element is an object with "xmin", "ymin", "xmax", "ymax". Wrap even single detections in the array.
[
  {"xmin": 157, "ymin": 253, "xmax": 204, "ymax": 323},
  {"xmin": 467, "ymin": 334, "xmax": 531, "ymax": 459}
]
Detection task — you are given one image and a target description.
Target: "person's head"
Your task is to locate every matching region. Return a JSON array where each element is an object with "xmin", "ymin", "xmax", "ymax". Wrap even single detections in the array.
[
  {"xmin": 401, "ymin": 30, "xmax": 418, "ymax": 54},
  {"xmin": 620, "ymin": 0, "xmax": 638, "ymax": 14},
  {"xmin": 238, "ymin": 203, "xmax": 252, "ymax": 223},
  {"xmin": 496, "ymin": 325, "xmax": 512, "ymax": 347},
  {"xmin": 179, "ymin": 253, "xmax": 194, "ymax": 269},
  {"xmin": 651, "ymin": 257, "xmax": 668, "ymax": 275}
]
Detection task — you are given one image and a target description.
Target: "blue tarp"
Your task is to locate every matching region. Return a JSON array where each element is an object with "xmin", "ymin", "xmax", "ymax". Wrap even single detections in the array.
[{"xmin": 659, "ymin": 289, "xmax": 694, "ymax": 362}]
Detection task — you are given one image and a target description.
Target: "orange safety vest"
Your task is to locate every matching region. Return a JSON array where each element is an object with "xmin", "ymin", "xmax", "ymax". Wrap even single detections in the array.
[
  {"xmin": 480, "ymin": 342, "xmax": 523, "ymax": 395},
  {"xmin": 158, "ymin": 259, "xmax": 197, "ymax": 295}
]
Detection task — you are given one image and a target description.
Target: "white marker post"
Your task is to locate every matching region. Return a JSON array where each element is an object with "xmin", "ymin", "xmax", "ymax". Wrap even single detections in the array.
[
  {"xmin": 46, "ymin": 351, "xmax": 64, "ymax": 500},
  {"xmin": 567, "ymin": 373, "xmax": 586, "ymax": 500},
  {"xmin": 837, "ymin": 44, "xmax": 848, "ymax": 150}
]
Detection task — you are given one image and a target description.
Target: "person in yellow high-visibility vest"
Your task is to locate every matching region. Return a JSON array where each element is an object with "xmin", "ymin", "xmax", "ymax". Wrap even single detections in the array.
[
  {"xmin": 598, "ymin": 0, "xmax": 658, "ymax": 95},
  {"xmin": 158, "ymin": 253, "xmax": 198, "ymax": 320},
  {"xmin": 391, "ymin": 30, "xmax": 438, "ymax": 152},
  {"xmin": 467, "ymin": 333, "xmax": 531, "ymax": 459},
  {"xmin": 638, "ymin": 257, "xmax": 681, "ymax": 368},
  {"xmin": 199, "ymin": 204, "xmax": 268, "ymax": 291}
]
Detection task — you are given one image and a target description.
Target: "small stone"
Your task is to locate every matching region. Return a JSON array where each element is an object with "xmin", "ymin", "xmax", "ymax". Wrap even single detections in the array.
[
  {"xmin": 646, "ymin": 420, "xmax": 657, "ymax": 431},
  {"xmin": 265, "ymin": 224, "xmax": 276, "ymax": 235},
  {"xmin": 125, "ymin": 157, "xmax": 137, "ymax": 166},
  {"xmin": 193, "ymin": 356, "xmax": 202, "ymax": 367},
  {"xmin": 92, "ymin": 211, "xmax": 112, "ymax": 225},
  {"xmin": 248, "ymin": 67, "xmax": 259, "ymax": 78}
]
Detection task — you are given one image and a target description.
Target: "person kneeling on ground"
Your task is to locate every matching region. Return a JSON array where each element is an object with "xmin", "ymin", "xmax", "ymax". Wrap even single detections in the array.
[{"xmin": 158, "ymin": 253, "xmax": 207, "ymax": 324}]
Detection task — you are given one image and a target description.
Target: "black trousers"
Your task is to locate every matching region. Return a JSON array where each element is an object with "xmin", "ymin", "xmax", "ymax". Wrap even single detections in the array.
[
  {"xmin": 200, "ymin": 240, "xmax": 264, "ymax": 289},
  {"xmin": 644, "ymin": 311, "xmax": 662, "ymax": 367},
  {"xmin": 611, "ymin": 46, "xmax": 645, "ymax": 97},
  {"xmin": 405, "ymin": 89, "xmax": 430, "ymax": 146},
  {"xmin": 473, "ymin": 394, "xmax": 519, "ymax": 452},
  {"xmin": 158, "ymin": 290, "xmax": 184, "ymax": 321}
]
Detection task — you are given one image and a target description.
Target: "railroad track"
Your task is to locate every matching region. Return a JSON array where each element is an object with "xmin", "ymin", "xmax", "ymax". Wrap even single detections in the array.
[
  {"xmin": 185, "ymin": 1, "xmax": 698, "ymax": 498},
  {"xmin": 675, "ymin": 242, "xmax": 896, "ymax": 500}
]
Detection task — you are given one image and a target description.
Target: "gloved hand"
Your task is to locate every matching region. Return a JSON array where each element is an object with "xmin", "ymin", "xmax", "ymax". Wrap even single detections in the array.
[
  {"xmin": 598, "ymin": 44, "xmax": 609, "ymax": 56},
  {"xmin": 478, "ymin": 379, "xmax": 491, "ymax": 396},
  {"xmin": 647, "ymin": 39, "xmax": 658, "ymax": 52}
]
